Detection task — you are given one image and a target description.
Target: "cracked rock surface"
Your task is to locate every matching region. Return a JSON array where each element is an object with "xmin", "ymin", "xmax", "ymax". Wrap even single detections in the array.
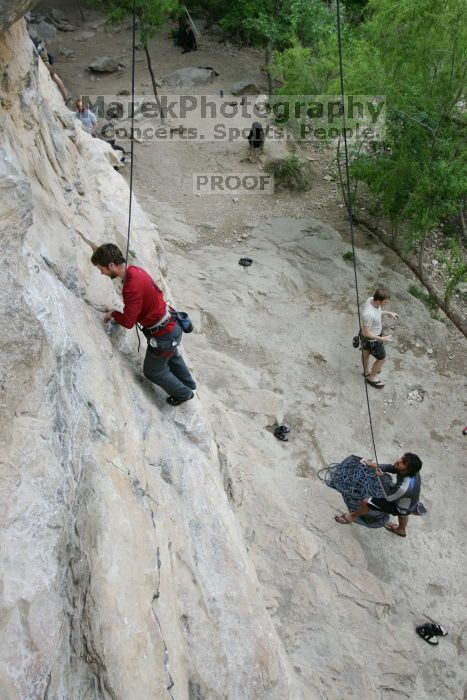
[{"xmin": 0, "ymin": 18, "xmax": 304, "ymax": 700}]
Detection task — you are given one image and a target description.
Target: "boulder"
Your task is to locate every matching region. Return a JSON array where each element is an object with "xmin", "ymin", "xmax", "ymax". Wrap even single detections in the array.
[
  {"xmin": 47, "ymin": 8, "xmax": 75, "ymax": 31},
  {"xmin": 88, "ymin": 56, "xmax": 121, "ymax": 73},
  {"xmin": 163, "ymin": 67, "xmax": 216, "ymax": 88},
  {"xmin": 231, "ymin": 78, "xmax": 261, "ymax": 96},
  {"xmin": 28, "ymin": 20, "xmax": 57, "ymax": 44}
]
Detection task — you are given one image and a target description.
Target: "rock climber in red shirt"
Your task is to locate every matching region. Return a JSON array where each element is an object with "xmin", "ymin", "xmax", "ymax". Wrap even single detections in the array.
[{"xmin": 91, "ymin": 243, "xmax": 196, "ymax": 406}]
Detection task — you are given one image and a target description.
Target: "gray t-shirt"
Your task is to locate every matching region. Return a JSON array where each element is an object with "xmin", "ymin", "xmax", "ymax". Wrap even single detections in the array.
[
  {"xmin": 361, "ymin": 297, "xmax": 382, "ymax": 336},
  {"xmin": 76, "ymin": 109, "xmax": 97, "ymax": 134}
]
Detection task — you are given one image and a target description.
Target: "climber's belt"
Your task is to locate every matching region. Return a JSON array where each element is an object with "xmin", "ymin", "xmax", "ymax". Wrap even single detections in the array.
[{"xmin": 144, "ymin": 308, "xmax": 172, "ymax": 333}]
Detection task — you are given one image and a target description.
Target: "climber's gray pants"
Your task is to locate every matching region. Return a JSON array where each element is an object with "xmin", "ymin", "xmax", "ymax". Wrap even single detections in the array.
[{"xmin": 143, "ymin": 325, "xmax": 196, "ymax": 400}]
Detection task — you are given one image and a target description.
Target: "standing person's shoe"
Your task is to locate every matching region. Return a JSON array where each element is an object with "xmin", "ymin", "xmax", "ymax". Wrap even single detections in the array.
[
  {"xmin": 166, "ymin": 392, "xmax": 194, "ymax": 406},
  {"xmin": 366, "ymin": 377, "xmax": 385, "ymax": 389}
]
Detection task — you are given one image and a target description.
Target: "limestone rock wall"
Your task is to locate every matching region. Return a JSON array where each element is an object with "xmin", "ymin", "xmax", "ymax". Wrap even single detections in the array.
[
  {"xmin": 0, "ymin": 1, "xmax": 37, "ymax": 33},
  {"xmin": 0, "ymin": 20, "xmax": 306, "ymax": 699}
]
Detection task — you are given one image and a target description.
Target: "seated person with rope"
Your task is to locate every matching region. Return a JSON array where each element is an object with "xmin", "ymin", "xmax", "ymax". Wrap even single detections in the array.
[
  {"xmin": 91, "ymin": 244, "xmax": 196, "ymax": 406},
  {"xmin": 335, "ymin": 453, "xmax": 423, "ymax": 538}
]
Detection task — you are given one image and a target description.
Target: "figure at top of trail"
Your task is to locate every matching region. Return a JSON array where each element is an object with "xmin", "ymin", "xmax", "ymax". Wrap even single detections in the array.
[
  {"xmin": 181, "ymin": 23, "xmax": 197, "ymax": 54},
  {"xmin": 247, "ymin": 122, "xmax": 265, "ymax": 150},
  {"xmin": 360, "ymin": 286, "xmax": 399, "ymax": 389},
  {"xmin": 91, "ymin": 244, "xmax": 196, "ymax": 406},
  {"xmin": 335, "ymin": 453, "xmax": 423, "ymax": 538}
]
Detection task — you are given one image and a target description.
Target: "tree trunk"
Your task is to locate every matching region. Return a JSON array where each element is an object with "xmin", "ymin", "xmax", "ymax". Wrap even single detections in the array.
[
  {"xmin": 265, "ymin": 45, "xmax": 273, "ymax": 96},
  {"xmin": 418, "ymin": 231, "xmax": 428, "ymax": 283},
  {"xmin": 143, "ymin": 44, "xmax": 165, "ymax": 122}
]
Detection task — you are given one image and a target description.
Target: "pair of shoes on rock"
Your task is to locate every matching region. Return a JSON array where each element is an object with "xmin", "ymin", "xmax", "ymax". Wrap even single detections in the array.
[
  {"xmin": 166, "ymin": 392, "xmax": 194, "ymax": 406},
  {"xmin": 274, "ymin": 425, "xmax": 290, "ymax": 441},
  {"xmin": 416, "ymin": 623, "xmax": 448, "ymax": 645}
]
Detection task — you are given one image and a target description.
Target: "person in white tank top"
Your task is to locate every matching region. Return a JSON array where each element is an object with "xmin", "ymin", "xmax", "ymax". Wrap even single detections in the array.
[{"xmin": 360, "ymin": 287, "xmax": 399, "ymax": 388}]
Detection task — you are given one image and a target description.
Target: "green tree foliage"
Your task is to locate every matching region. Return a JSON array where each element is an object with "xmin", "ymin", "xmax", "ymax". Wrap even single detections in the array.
[
  {"xmin": 338, "ymin": 0, "xmax": 466, "ymax": 250},
  {"xmin": 86, "ymin": 0, "xmax": 179, "ymax": 118},
  {"xmin": 88, "ymin": 0, "xmax": 178, "ymax": 44},
  {"xmin": 289, "ymin": 0, "xmax": 335, "ymax": 47}
]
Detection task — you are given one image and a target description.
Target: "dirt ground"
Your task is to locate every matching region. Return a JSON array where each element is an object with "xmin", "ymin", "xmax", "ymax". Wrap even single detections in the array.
[
  {"xmin": 32, "ymin": 3, "xmax": 467, "ymax": 698},
  {"xmin": 34, "ymin": 2, "xmax": 352, "ymax": 231}
]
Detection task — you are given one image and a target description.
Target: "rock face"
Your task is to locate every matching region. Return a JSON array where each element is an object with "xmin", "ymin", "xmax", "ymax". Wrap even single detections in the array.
[
  {"xmin": 164, "ymin": 67, "xmax": 216, "ymax": 88},
  {"xmin": 0, "ymin": 0, "xmax": 36, "ymax": 33},
  {"xmin": 0, "ymin": 19, "xmax": 305, "ymax": 700}
]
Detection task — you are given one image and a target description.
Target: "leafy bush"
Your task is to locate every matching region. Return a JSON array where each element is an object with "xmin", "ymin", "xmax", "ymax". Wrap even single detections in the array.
[{"xmin": 265, "ymin": 154, "xmax": 312, "ymax": 190}]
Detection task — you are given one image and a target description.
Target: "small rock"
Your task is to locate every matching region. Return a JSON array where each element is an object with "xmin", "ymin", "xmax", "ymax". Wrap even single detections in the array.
[
  {"xmin": 323, "ymin": 174, "xmax": 333, "ymax": 181},
  {"xmin": 426, "ymin": 348, "xmax": 433, "ymax": 354},
  {"xmin": 232, "ymin": 197, "xmax": 239, "ymax": 203},
  {"xmin": 231, "ymin": 78, "xmax": 261, "ymax": 95},
  {"xmin": 87, "ymin": 18, "xmax": 107, "ymax": 30},
  {"xmin": 118, "ymin": 88, "xmax": 130, "ymax": 95},
  {"xmin": 415, "ymin": 342, "xmax": 421, "ymax": 348},
  {"xmin": 241, "ymin": 233, "xmax": 249, "ymax": 239},
  {"xmin": 432, "ymin": 259, "xmax": 439, "ymax": 266},
  {"xmin": 407, "ymin": 388, "xmax": 424, "ymax": 405},
  {"xmin": 74, "ymin": 30, "xmax": 96, "ymax": 42}
]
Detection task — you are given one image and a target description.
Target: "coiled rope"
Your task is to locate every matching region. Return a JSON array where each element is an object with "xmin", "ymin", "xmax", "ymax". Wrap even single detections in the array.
[{"xmin": 319, "ymin": 456, "xmax": 391, "ymax": 527}]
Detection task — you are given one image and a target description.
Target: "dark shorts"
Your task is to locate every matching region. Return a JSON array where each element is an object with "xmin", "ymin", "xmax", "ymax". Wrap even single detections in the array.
[
  {"xmin": 361, "ymin": 335, "xmax": 386, "ymax": 360},
  {"xmin": 367, "ymin": 497, "xmax": 400, "ymax": 516}
]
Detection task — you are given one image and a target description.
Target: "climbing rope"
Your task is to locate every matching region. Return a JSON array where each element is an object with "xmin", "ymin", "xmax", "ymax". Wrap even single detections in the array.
[
  {"xmin": 319, "ymin": 455, "xmax": 391, "ymax": 527},
  {"xmin": 335, "ymin": 0, "xmax": 380, "ymax": 465},
  {"xmin": 123, "ymin": 0, "xmax": 137, "ymax": 282}
]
